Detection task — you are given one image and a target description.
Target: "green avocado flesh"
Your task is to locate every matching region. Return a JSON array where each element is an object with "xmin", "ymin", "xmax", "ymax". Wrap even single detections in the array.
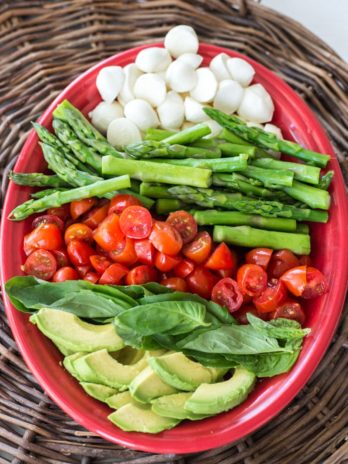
[
  {"xmin": 80, "ymin": 383, "xmax": 117, "ymax": 402},
  {"xmin": 53, "ymin": 341, "xmax": 75, "ymax": 356},
  {"xmin": 108, "ymin": 402, "xmax": 180, "ymax": 433},
  {"xmin": 129, "ymin": 366, "xmax": 177, "ymax": 403},
  {"xmin": 185, "ymin": 367, "xmax": 256, "ymax": 415},
  {"xmin": 106, "ymin": 391, "xmax": 135, "ymax": 409},
  {"xmin": 30, "ymin": 309, "xmax": 124, "ymax": 352},
  {"xmin": 63, "ymin": 352, "xmax": 85, "ymax": 379},
  {"xmin": 151, "ymin": 392, "xmax": 209, "ymax": 420}
]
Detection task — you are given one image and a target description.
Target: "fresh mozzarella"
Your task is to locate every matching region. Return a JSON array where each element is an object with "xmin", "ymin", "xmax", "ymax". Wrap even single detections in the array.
[
  {"xmin": 209, "ymin": 53, "xmax": 231, "ymax": 81},
  {"xmin": 96, "ymin": 66, "xmax": 125, "ymax": 103},
  {"xmin": 238, "ymin": 84, "xmax": 274, "ymax": 123},
  {"xmin": 118, "ymin": 64, "xmax": 143, "ymax": 105},
  {"xmin": 89, "ymin": 102, "xmax": 124, "ymax": 133},
  {"xmin": 164, "ymin": 25, "xmax": 199, "ymax": 58},
  {"xmin": 107, "ymin": 118, "xmax": 142, "ymax": 147},
  {"xmin": 135, "ymin": 47, "xmax": 172, "ymax": 73},
  {"xmin": 246, "ymin": 121, "xmax": 264, "ymax": 129},
  {"xmin": 190, "ymin": 68, "xmax": 218, "ymax": 103},
  {"xmin": 124, "ymin": 99, "xmax": 159, "ymax": 131},
  {"xmin": 184, "ymin": 97, "xmax": 210, "ymax": 123},
  {"xmin": 177, "ymin": 53, "xmax": 203, "ymax": 69},
  {"xmin": 213, "ymin": 79, "xmax": 244, "ymax": 114},
  {"xmin": 264, "ymin": 123, "xmax": 283, "ymax": 139},
  {"xmin": 134, "ymin": 73, "xmax": 167, "ymax": 107},
  {"xmin": 166, "ymin": 60, "xmax": 197, "ymax": 93},
  {"xmin": 227, "ymin": 58, "xmax": 255, "ymax": 87},
  {"xmin": 157, "ymin": 91, "xmax": 185, "ymax": 129}
]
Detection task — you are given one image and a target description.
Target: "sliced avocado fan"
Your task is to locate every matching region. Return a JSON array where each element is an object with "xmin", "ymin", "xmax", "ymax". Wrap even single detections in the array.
[
  {"xmin": 106, "ymin": 391, "xmax": 135, "ymax": 409},
  {"xmin": 80, "ymin": 383, "xmax": 118, "ymax": 402},
  {"xmin": 129, "ymin": 366, "xmax": 178, "ymax": 403},
  {"xmin": 152, "ymin": 392, "xmax": 209, "ymax": 420}
]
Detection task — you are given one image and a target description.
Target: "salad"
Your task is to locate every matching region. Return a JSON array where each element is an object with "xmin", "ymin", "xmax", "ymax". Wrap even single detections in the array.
[{"xmin": 5, "ymin": 25, "xmax": 332, "ymax": 434}]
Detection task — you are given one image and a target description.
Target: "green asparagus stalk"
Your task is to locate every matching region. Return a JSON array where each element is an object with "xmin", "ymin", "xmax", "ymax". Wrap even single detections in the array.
[
  {"xmin": 193, "ymin": 210, "xmax": 297, "ymax": 232},
  {"xmin": 168, "ymin": 186, "xmax": 243, "ymax": 208},
  {"xmin": 205, "ymin": 108, "xmax": 330, "ymax": 168},
  {"xmin": 213, "ymin": 225, "xmax": 311, "ymax": 255},
  {"xmin": 102, "ymin": 156, "xmax": 212, "ymax": 188},
  {"xmin": 252, "ymin": 158, "xmax": 320, "ymax": 185},
  {"xmin": 156, "ymin": 199, "xmax": 185, "ymax": 214},
  {"xmin": 129, "ymin": 179, "xmax": 141, "ymax": 193},
  {"xmin": 296, "ymin": 223, "xmax": 310, "ymax": 234},
  {"xmin": 53, "ymin": 100, "xmax": 122, "ymax": 158},
  {"xmin": 125, "ymin": 140, "xmax": 221, "ymax": 159},
  {"xmin": 218, "ymin": 128, "xmax": 271, "ymax": 158},
  {"xmin": 283, "ymin": 180, "xmax": 330, "ymax": 210},
  {"xmin": 145, "ymin": 128, "xmax": 175, "ymax": 141},
  {"xmin": 9, "ymin": 176, "xmax": 130, "ymax": 221},
  {"xmin": 31, "ymin": 188, "xmax": 69, "ymax": 199},
  {"xmin": 318, "ymin": 170, "xmax": 334, "ymax": 190},
  {"xmin": 9, "ymin": 172, "xmax": 69, "ymax": 188},
  {"xmin": 218, "ymin": 143, "xmax": 256, "ymax": 157},
  {"xmin": 140, "ymin": 182, "xmax": 173, "ymax": 199},
  {"xmin": 150, "ymin": 154, "xmax": 248, "ymax": 172},
  {"xmin": 162, "ymin": 123, "xmax": 211, "ymax": 145},
  {"xmin": 241, "ymin": 165, "xmax": 294, "ymax": 187},
  {"xmin": 190, "ymin": 139, "xmax": 219, "ymax": 149}
]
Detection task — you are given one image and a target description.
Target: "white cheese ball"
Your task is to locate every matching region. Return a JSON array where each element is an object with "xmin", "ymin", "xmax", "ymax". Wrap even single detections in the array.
[
  {"xmin": 124, "ymin": 99, "xmax": 159, "ymax": 131},
  {"xmin": 238, "ymin": 84, "xmax": 274, "ymax": 123},
  {"xmin": 107, "ymin": 118, "xmax": 142, "ymax": 148},
  {"xmin": 213, "ymin": 79, "xmax": 244, "ymax": 114},
  {"xmin": 264, "ymin": 123, "xmax": 283, "ymax": 139},
  {"xmin": 227, "ymin": 58, "xmax": 255, "ymax": 87},
  {"xmin": 209, "ymin": 53, "xmax": 231, "ymax": 81},
  {"xmin": 190, "ymin": 67, "xmax": 218, "ymax": 103},
  {"xmin": 157, "ymin": 91, "xmax": 184, "ymax": 129},
  {"xmin": 96, "ymin": 66, "xmax": 125, "ymax": 103},
  {"xmin": 118, "ymin": 64, "xmax": 143, "ymax": 105},
  {"xmin": 164, "ymin": 25, "xmax": 199, "ymax": 58},
  {"xmin": 166, "ymin": 60, "xmax": 197, "ymax": 93},
  {"xmin": 177, "ymin": 53, "xmax": 203, "ymax": 69},
  {"xmin": 184, "ymin": 97, "xmax": 210, "ymax": 123},
  {"xmin": 134, "ymin": 73, "xmax": 167, "ymax": 107},
  {"xmin": 89, "ymin": 102, "xmax": 124, "ymax": 133},
  {"xmin": 135, "ymin": 47, "xmax": 172, "ymax": 73}
]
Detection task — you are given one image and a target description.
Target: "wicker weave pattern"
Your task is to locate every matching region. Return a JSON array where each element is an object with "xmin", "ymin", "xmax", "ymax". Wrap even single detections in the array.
[{"xmin": 0, "ymin": 1, "xmax": 347, "ymax": 463}]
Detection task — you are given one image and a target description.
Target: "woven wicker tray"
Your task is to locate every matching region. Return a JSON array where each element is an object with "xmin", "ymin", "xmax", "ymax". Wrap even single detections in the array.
[{"xmin": 0, "ymin": 1, "xmax": 347, "ymax": 462}]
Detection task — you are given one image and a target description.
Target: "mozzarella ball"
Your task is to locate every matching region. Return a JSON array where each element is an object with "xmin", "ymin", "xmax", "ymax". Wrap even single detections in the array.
[
  {"xmin": 213, "ymin": 79, "xmax": 244, "ymax": 114},
  {"xmin": 157, "ymin": 91, "xmax": 184, "ymax": 129},
  {"xmin": 89, "ymin": 102, "xmax": 124, "ymax": 133},
  {"xmin": 166, "ymin": 60, "xmax": 197, "ymax": 93},
  {"xmin": 164, "ymin": 25, "xmax": 199, "ymax": 58},
  {"xmin": 124, "ymin": 99, "xmax": 159, "ymax": 131},
  {"xmin": 177, "ymin": 53, "xmax": 203, "ymax": 69},
  {"xmin": 264, "ymin": 123, "xmax": 283, "ymax": 139},
  {"xmin": 134, "ymin": 73, "xmax": 167, "ymax": 107},
  {"xmin": 107, "ymin": 118, "xmax": 142, "ymax": 147},
  {"xmin": 118, "ymin": 64, "xmax": 143, "ymax": 105},
  {"xmin": 209, "ymin": 53, "xmax": 231, "ymax": 81},
  {"xmin": 190, "ymin": 67, "xmax": 218, "ymax": 103},
  {"xmin": 135, "ymin": 47, "xmax": 172, "ymax": 73},
  {"xmin": 227, "ymin": 58, "xmax": 255, "ymax": 87},
  {"xmin": 238, "ymin": 84, "xmax": 274, "ymax": 123},
  {"xmin": 96, "ymin": 66, "xmax": 125, "ymax": 103},
  {"xmin": 184, "ymin": 97, "xmax": 210, "ymax": 123}
]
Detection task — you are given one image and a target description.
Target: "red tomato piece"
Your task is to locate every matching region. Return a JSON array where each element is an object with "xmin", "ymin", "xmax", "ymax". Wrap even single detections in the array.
[
  {"xmin": 90, "ymin": 255, "xmax": 111, "ymax": 274},
  {"xmin": 216, "ymin": 268, "xmax": 234, "ymax": 279},
  {"xmin": 299, "ymin": 255, "xmax": 312, "ymax": 266},
  {"xmin": 125, "ymin": 265, "xmax": 158, "ymax": 285},
  {"xmin": 134, "ymin": 239, "xmax": 155, "ymax": 266},
  {"xmin": 52, "ymin": 266, "xmax": 79, "ymax": 282},
  {"xmin": 280, "ymin": 265, "xmax": 307, "ymax": 297},
  {"xmin": 109, "ymin": 237, "xmax": 137, "ymax": 266},
  {"xmin": 166, "ymin": 210, "xmax": 198, "ymax": 244},
  {"xmin": 47, "ymin": 204, "xmax": 70, "ymax": 221},
  {"xmin": 161, "ymin": 277, "xmax": 187, "ymax": 292},
  {"xmin": 32, "ymin": 214, "xmax": 64, "ymax": 231},
  {"xmin": 52, "ymin": 249, "xmax": 69, "ymax": 268},
  {"xmin": 173, "ymin": 259, "xmax": 195, "ymax": 279},
  {"xmin": 182, "ymin": 231, "xmax": 212, "ymax": 264},
  {"xmin": 211, "ymin": 277, "xmax": 243, "ymax": 313},
  {"xmin": 93, "ymin": 213, "xmax": 124, "ymax": 251},
  {"xmin": 149, "ymin": 221, "xmax": 183, "ymax": 256},
  {"xmin": 237, "ymin": 264, "xmax": 268, "ymax": 297},
  {"xmin": 253, "ymin": 279, "xmax": 287, "ymax": 313},
  {"xmin": 302, "ymin": 267, "xmax": 328, "ymax": 299},
  {"xmin": 67, "ymin": 240, "xmax": 95, "ymax": 266},
  {"xmin": 24, "ymin": 223, "xmax": 63, "ymax": 252},
  {"xmin": 233, "ymin": 305, "xmax": 259, "ymax": 324},
  {"xmin": 83, "ymin": 272, "xmax": 99, "ymax": 284},
  {"xmin": 76, "ymin": 265, "xmax": 92, "ymax": 277},
  {"xmin": 154, "ymin": 252, "xmax": 181, "ymax": 272},
  {"xmin": 268, "ymin": 249, "xmax": 299, "ymax": 279},
  {"xmin": 99, "ymin": 263, "xmax": 128, "ymax": 285},
  {"xmin": 205, "ymin": 243, "xmax": 237, "ymax": 271},
  {"xmin": 280, "ymin": 265, "xmax": 328, "ymax": 299},
  {"xmin": 23, "ymin": 233, "xmax": 36, "ymax": 256},
  {"xmin": 109, "ymin": 194, "xmax": 142, "ymax": 215},
  {"xmin": 83, "ymin": 202, "xmax": 110, "ymax": 229},
  {"xmin": 23, "ymin": 249, "xmax": 57, "ymax": 280},
  {"xmin": 70, "ymin": 198, "xmax": 96, "ymax": 220},
  {"xmin": 245, "ymin": 248, "xmax": 273, "ymax": 270},
  {"xmin": 64, "ymin": 223, "xmax": 93, "ymax": 244},
  {"xmin": 271, "ymin": 299, "xmax": 306, "ymax": 325},
  {"xmin": 186, "ymin": 266, "xmax": 218, "ymax": 299},
  {"xmin": 119, "ymin": 206, "xmax": 153, "ymax": 239}
]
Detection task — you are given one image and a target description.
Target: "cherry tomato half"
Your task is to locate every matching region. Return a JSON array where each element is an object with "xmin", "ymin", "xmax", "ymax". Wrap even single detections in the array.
[
  {"xmin": 155, "ymin": 252, "xmax": 181, "ymax": 272},
  {"xmin": 173, "ymin": 259, "xmax": 195, "ymax": 279},
  {"xmin": 149, "ymin": 221, "xmax": 183, "ymax": 256},
  {"xmin": 205, "ymin": 243, "xmax": 237, "ymax": 271},
  {"xmin": 299, "ymin": 255, "xmax": 312, "ymax": 266},
  {"xmin": 76, "ymin": 265, "xmax": 92, "ymax": 277},
  {"xmin": 109, "ymin": 194, "xmax": 142, "ymax": 215},
  {"xmin": 245, "ymin": 248, "xmax": 273, "ymax": 270},
  {"xmin": 182, "ymin": 231, "xmax": 212, "ymax": 264},
  {"xmin": 67, "ymin": 240, "xmax": 95, "ymax": 266},
  {"xmin": 268, "ymin": 250, "xmax": 299, "ymax": 279},
  {"xmin": 52, "ymin": 249, "xmax": 69, "ymax": 268},
  {"xmin": 253, "ymin": 279, "xmax": 287, "ymax": 313},
  {"xmin": 24, "ymin": 223, "xmax": 63, "ymax": 252},
  {"xmin": 237, "ymin": 264, "xmax": 268, "ymax": 297},
  {"xmin": 83, "ymin": 202, "xmax": 109, "ymax": 229},
  {"xmin": 70, "ymin": 198, "xmax": 96, "ymax": 220},
  {"xmin": 83, "ymin": 272, "xmax": 99, "ymax": 284},
  {"xmin": 93, "ymin": 213, "xmax": 124, "ymax": 251},
  {"xmin": 52, "ymin": 266, "xmax": 79, "ymax": 282},
  {"xmin": 90, "ymin": 255, "xmax": 111, "ymax": 274},
  {"xmin": 125, "ymin": 265, "xmax": 158, "ymax": 285},
  {"xmin": 119, "ymin": 206, "xmax": 152, "ymax": 239},
  {"xmin": 99, "ymin": 263, "xmax": 128, "ymax": 285},
  {"xmin": 134, "ymin": 239, "xmax": 155, "ymax": 266},
  {"xmin": 32, "ymin": 214, "xmax": 64, "ymax": 231},
  {"xmin": 280, "ymin": 265, "xmax": 328, "ymax": 299},
  {"xmin": 109, "ymin": 237, "xmax": 137, "ymax": 266},
  {"xmin": 161, "ymin": 277, "xmax": 187, "ymax": 292},
  {"xmin": 23, "ymin": 249, "xmax": 57, "ymax": 280},
  {"xmin": 211, "ymin": 278, "xmax": 243, "ymax": 313},
  {"xmin": 166, "ymin": 210, "xmax": 198, "ymax": 244},
  {"xmin": 64, "ymin": 223, "xmax": 93, "ymax": 244},
  {"xmin": 47, "ymin": 204, "xmax": 70, "ymax": 221},
  {"xmin": 271, "ymin": 299, "xmax": 305, "ymax": 325},
  {"xmin": 234, "ymin": 305, "xmax": 260, "ymax": 325},
  {"xmin": 216, "ymin": 268, "xmax": 234, "ymax": 279},
  {"xmin": 186, "ymin": 266, "xmax": 218, "ymax": 299}
]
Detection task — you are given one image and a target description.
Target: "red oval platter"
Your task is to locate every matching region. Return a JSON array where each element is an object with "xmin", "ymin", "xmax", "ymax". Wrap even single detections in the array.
[{"xmin": 1, "ymin": 43, "xmax": 348, "ymax": 453}]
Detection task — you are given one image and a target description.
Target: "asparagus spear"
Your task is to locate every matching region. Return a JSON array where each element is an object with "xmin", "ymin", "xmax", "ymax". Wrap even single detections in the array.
[
  {"xmin": 241, "ymin": 165, "xmax": 294, "ymax": 187},
  {"xmin": 150, "ymin": 154, "xmax": 248, "ymax": 172},
  {"xmin": 218, "ymin": 143, "xmax": 256, "ymax": 157},
  {"xmin": 283, "ymin": 180, "xmax": 330, "ymax": 210},
  {"xmin": 53, "ymin": 100, "xmax": 122, "ymax": 158},
  {"xmin": 296, "ymin": 223, "xmax": 309, "ymax": 234},
  {"xmin": 193, "ymin": 210, "xmax": 297, "ymax": 232},
  {"xmin": 168, "ymin": 186, "xmax": 243, "ymax": 208},
  {"xmin": 214, "ymin": 225, "xmax": 311, "ymax": 255},
  {"xmin": 318, "ymin": 170, "xmax": 334, "ymax": 190},
  {"xmin": 145, "ymin": 128, "xmax": 175, "ymax": 141},
  {"xmin": 162, "ymin": 123, "xmax": 211, "ymax": 144},
  {"xmin": 9, "ymin": 176, "xmax": 131, "ymax": 221},
  {"xmin": 125, "ymin": 140, "xmax": 221, "ymax": 159},
  {"xmin": 31, "ymin": 188, "xmax": 69, "ymax": 199},
  {"xmin": 156, "ymin": 199, "xmax": 185, "ymax": 214},
  {"xmin": 218, "ymin": 128, "xmax": 271, "ymax": 158},
  {"xmin": 9, "ymin": 172, "xmax": 69, "ymax": 188},
  {"xmin": 140, "ymin": 182, "xmax": 173, "ymax": 199},
  {"xmin": 102, "ymin": 156, "xmax": 212, "ymax": 188},
  {"xmin": 205, "ymin": 108, "xmax": 330, "ymax": 168},
  {"xmin": 252, "ymin": 158, "xmax": 320, "ymax": 185}
]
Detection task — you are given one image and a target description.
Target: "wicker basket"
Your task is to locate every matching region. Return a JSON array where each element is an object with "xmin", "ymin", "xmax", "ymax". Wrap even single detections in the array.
[{"xmin": 0, "ymin": 1, "xmax": 347, "ymax": 463}]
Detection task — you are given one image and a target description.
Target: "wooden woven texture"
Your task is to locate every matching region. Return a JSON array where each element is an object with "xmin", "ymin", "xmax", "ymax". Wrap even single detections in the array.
[{"xmin": 0, "ymin": 0, "xmax": 347, "ymax": 462}]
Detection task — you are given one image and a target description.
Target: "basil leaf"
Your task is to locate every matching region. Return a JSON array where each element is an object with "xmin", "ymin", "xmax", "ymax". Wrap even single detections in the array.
[
  {"xmin": 246, "ymin": 313, "xmax": 311, "ymax": 339},
  {"xmin": 184, "ymin": 350, "xmax": 236, "ymax": 368}
]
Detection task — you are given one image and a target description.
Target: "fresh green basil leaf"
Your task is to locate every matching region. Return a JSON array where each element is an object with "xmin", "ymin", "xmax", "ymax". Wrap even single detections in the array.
[
  {"xmin": 183, "ymin": 350, "xmax": 236, "ymax": 368},
  {"xmin": 246, "ymin": 313, "xmax": 311, "ymax": 339}
]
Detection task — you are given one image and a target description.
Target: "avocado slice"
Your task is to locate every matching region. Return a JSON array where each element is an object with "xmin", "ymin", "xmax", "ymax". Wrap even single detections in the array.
[
  {"xmin": 106, "ymin": 391, "xmax": 135, "ymax": 409},
  {"xmin": 149, "ymin": 352, "xmax": 216, "ymax": 391},
  {"xmin": 129, "ymin": 366, "xmax": 178, "ymax": 403},
  {"xmin": 63, "ymin": 352, "xmax": 85, "ymax": 380},
  {"xmin": 80, "ymin": 382, "xmax": 118, "ymax": 402},
  {"xmin": 152, "ymin": 392, "xmax": 209, "ymax": 420},
  {"xmin": 30, "ymin": 309, "xmax": 124, "ymax": 352},
  {"xmin": 185, "ymin": 367, "xmax": 256, "ymax": 415},
  {"xmin": 72, "ymin": 349, "xmax": 148, "ymax": 389},
  {"xmin": 108, "ymin": 402, "xmax": 180, "ymax": 433},
  {"xmin": 54, "ymin": 341, "xmax": 75, "ymax": 356}
]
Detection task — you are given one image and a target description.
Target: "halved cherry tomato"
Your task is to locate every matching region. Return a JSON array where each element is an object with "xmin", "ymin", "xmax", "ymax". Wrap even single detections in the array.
[
  {"xmin": 125, "ymin": 265, "xmax": 158, "ymax": 285},
  {"xmin": 211, "ymin": 277, "xmax": 243, "ymax": 313},
  {"xmin": 109, "ymin": 237, "xmax": 137, "ymax": 266},
  {"xmin": 109, "ymin": 194, "xmax": 142, "ymax": 215},
  {"xmin": 271, "ymin": 299, "xmax": 305, "ymax": 325},
  {"xmin": 237, "ymin": 264, "xmax": 268, "ymax": 297},
  {"xmin": 99, "ymin": 263, "xmax": 128, "ymax": 285},
  {"xmin": 234, "ymin": 305, "xmax": 260, "ymax": 324},
  {"xmin": 52, "ymin": 266, "xmax": 79, "ymax": 282},
  {"xmin": 64, "ymin": 223, "xmax": 93, "ymax": 244},
  {"xmin": 119, "ymin": 206, "xmax": 152, "ymax": 239},
  {"xmin": 52, "ymin": 249, "xmax": 69, "ymax": 268},
  {"xmin": 161, "ymin": 277, "xmax": 187, "ymax": 292},
  {"xmin": 166, "ymin": 210, "xmax": 197, "ymax": 244},
  {"xmin": 67, "ymin": 240, "xmax": 95, "ymax": 266},
  {"xmin": 280, "ymin": 265, "xmax": 328, "ymax": 299},
  {"xmin": 205, "ymin": 243, "xmax": 237, "ymax": 271},
  {"xmin": 299, "ymin": 255, "xmax": 312, "ymax": 266},
  {"xmin": 154, "ymin": 252, "xmax": 181, "ymax": 272},
  {"xmin": 182, "ymin": 231, "xmax": 212, "ymax": 264},
  {"xmin": 302, "ymin": 267, "xmax": 328, "ymax": 299},
  {"xmin": 83, "ymin": 202, "xmax": 109, "ymax": 229},
  {"xmin": 76, "ymin": 265, "xmax": 92, "ymax": 277},
  {"xmin": 253, "ymin": 279, "xmax": 287, "ymax": 313},
  {"xmin": 268, "ymin": 250, "xmax": 299, "ymax": 279},
  {"xmin": 216, "ymin": 268, "xmax": 234, "ymax": 279},
  {"xmin": 23, "ymin": 233, "xmax": 35, "ymax": 256},
  {"xmin": 93, "ymin": 213, "xmax": 124, "ymax": 251},
  {"xmin": 90, "ymin": 255, "xmax": 111, "ymax": 274},
  {"xmin": 83, "ymin": 272, "xmax": 99, "ymax": 284},
  {"xmin": 32, "ymin": 215, "xmax": 64, "ymax": 231},
  {"xmin": 23, "ymin": 249, "xmax": 57, "ymax": 280},
  {"xmin": 149, "ymin": 221, "xmax": 183, "ymax": 256},
  {"xmin": 186, "ymin": 266, "xmax": 218, "ymax": 299},
  {"xmin": 47, "ymin": 204, "xmax": 70, "ymax": 221},
  {"xmin": 280, "ymin": 265, "xmax": 306, "ymax": 297},
  {"xmin": 24, "ymin": 223, "xmax": 63, "ymax": 252},
  {"xmin": 173, "ymin": 259, "xmax": 195, "ymax": 279},
  {"xmin": 70, "ymin": 198, "xmax": 96, "ymax": 220},
  {"xmin": 245, "ymin": 248, "xmax": 273, "ymax": 270},
  {"xmin": 134, "ymin": 239, "xmax": 155, "ymax": 266}
]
